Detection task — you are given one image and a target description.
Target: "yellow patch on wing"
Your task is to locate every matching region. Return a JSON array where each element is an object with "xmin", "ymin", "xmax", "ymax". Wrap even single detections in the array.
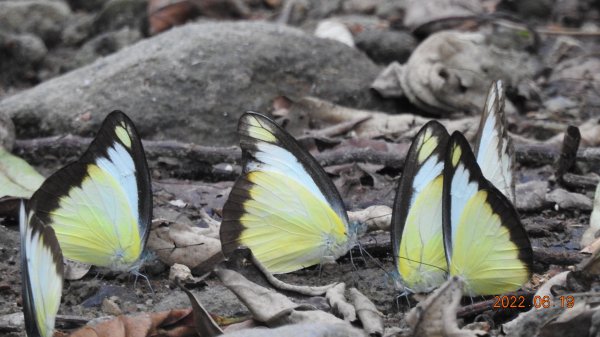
[
  {"xmin": 50, "ymin": 164, "xmax": 141, "ymax": 268},
  {"xmin": 450, "ymin": 190, "xmax": 529, "ymax": 295},
  {"xmin": 245, "ymin": 115, "xmax": 277, "ymax": 143},
  {"xmin": 238, "ymin": 171, "xmax": 348, "ymax": 274},
  {"xmin": 417, "ymin": 131, "xmax": 439, "ymax": 164},
  {"xmin": 451, "ymin": 144, "xmax": 461, "ymax": 166},
  {"xmin": 115, "ymin": 125, "xmax": 132, "ymax": 148},
  {"xmin": 398, "ymin": 176, "xmax": 447, "ymax": 290}
]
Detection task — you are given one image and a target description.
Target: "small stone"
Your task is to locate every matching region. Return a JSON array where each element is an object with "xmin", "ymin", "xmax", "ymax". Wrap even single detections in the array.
[
  {"xmin": 516, "ymin": 180, "xmax": 549, "ymax": 212},
  {"xmin": 546, "ymin": 188, "xmax": 593, "ymax": 211},
  {"xmin": 101, "ymin": 298, "xmax": 122, "ymax": 316},
  {"xmin": 169, "ymin": 263, "xmax": 192, "ymax": 283},
  {"xmin": 355, "ymin": 29, "xmax": 416, "ymax": 64}
]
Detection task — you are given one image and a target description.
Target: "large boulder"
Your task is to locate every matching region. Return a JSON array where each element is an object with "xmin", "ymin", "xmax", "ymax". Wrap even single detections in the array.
[{"xmin": 1, "ymin": 21, "xmax": 386, "ymax": 145}]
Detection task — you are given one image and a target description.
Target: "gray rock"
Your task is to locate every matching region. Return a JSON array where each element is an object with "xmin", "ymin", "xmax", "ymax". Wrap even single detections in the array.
[
  {"xmin": 355, "ymin": 29, "xmax": 416, "ymax": 64},
  {"xmin": 516, "ymin": 180, "xmax": 549, "ymax": 212},
  {"xmin": 0, "ymin": 1, "xmax": 71, "ymax": 44},
  {"xmin": 1, "ymin": 22, "xmax": 386, "ymax": 145},
  {"xmin": 546, "ymin": 188, "xmax": 593, "ymax": 211}
]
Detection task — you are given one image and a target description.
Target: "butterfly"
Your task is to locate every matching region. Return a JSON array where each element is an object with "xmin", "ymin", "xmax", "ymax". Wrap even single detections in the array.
[
  {"xmin": 474, "ymin": 80, "xmax": 515, "ymax": 203},
  {"xmin": 391, "ymin": 82, "xmax": 531, "ymax": 295},
  {"xmin": 220, "ymin": 112, "xmax": 357, "ymax": 274},
  {"xmin": 27, "ymin": 111, "xmax": 152, "ymax": 272},
  {"xmin": 391, "ymin": 121, "xmax": 449, "ymax": 294},
  {"xmin": 20, "ymin": 201, "xmax": 64, "ymax": 337},
  {"xmin": 443, "ymin": 131, "xmax": 532, "ymax": 296}
]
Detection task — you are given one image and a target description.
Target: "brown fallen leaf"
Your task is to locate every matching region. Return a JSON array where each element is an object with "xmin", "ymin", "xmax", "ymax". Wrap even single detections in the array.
[
  {"xmin": 148, "ymin": 0, "xmax": 198, "ymax": 35},
  {"xmin": 69, "ymin": 309, "xmax": 196, "ymax": 337}
]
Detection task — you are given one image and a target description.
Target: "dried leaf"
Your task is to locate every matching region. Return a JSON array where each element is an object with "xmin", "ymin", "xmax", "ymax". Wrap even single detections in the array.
[
  {"xmin": 64, "ymin": 259, "xmax": 92, "ymax": 281},
  {"xmin": 147, "ymin": 220, "xmax": 222, "ymax": 272},
  {"xmin": 69, "ymin": 309, "xmax": 196, "ymax": 337},
  {"xmin": 406, "ymin": 277, "xmax": 487, "ymax": 337},
  {"xmin": 251, "ymin": 255, "xmax": 337, "ymax": 296},
  {"xmin": 348, "ymin": 288, "xmax": 383, "ymax": 336},
  {"xmin": 214, "ymin": 267, "xmax": 297, "ymax": 323},
  {"xmin": 326, "ymin": 283, "xmax": 356, "ymax": 322},
  {"xmin": 148, "ymin": 0, "xmax": 197, "ymax": 35},
  {"xmin": 214, "ymin": 268, "xmax": 343, "ymax": 327},
  {"xmin": 0, "ymin": 147, "xmax": 44, "ymax": 199},
  {"xmin": 347, "ymin": 205, "xmax": 392, "ymax": 232}
]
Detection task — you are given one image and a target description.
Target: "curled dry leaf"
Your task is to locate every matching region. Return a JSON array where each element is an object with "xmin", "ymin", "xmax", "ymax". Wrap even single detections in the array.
[
  {"xmin": 147, "ymin": 219, "xmax": 222, "ymax": 271},
  {"xmin": 348, "ymin": 288, "xmax": 383, "ymax": 337},
  {"xmin": 326, "ymin": 283, "xmax": 356, "ymax": 322},
  {"xmin": 64, "ymin": 259, "xmax": 92, "ymax": 281},
  {"xmin": 214, "ymin": 268, "xmax": 343, "ymax": 327},
  {"xmin": 406, "ymin": 277, "xmax": 487, "ymax": 337},
  {"xmin": 214, "ymin": 267, "xmax": 297, "ymax": 323},
  {"xmin": 251, "ymin": 255, "xmax": 337, "ymax": 296},
  {"xmin": 371, "ymin": 31, "xmax": 536, "ymax": 115},
  {"xmin": 69, "ymin": 309, "xmax": 196, "ymax": 337},
  {"xmin": 347, "ymin": 205, "xmax": 392, "ymax": 232}
]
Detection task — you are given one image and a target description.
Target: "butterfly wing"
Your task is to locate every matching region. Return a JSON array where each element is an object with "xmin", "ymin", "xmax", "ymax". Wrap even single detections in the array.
[
  {"xmin": 443, "ymin": 132, "xmax": 532, "ymax": 296},
  {"xmin": 20, "ymin": 201, "xmax": 63, "ymax": 337},
  {"xmin": 391, "ymin": 121, "xmax": 449, "ymax": 293},
  {"xmin": 28, "ymin": 111, "xmax": 152, "ymax": 270},
  {"xmin": 474, "ymin": 80, "xmax": 515, "ymax": 203},
  {"xmin": 221, "ymin": 112, "xmax": 352, "ymax": 274}
]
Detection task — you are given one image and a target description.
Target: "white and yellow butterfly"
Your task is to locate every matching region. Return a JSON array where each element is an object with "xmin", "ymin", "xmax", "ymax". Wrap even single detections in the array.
[
  {"xmin": 20, "ymin": 201, "xmax": 63, "ymax": 337},
  {"xmin": 220, "ymin": 112, "xmax": 357, "ymax": 274},
  {"xmin": 443, "ymin": 132, "xmax": 532, "ymax": 296},
  {"xmin": 391, "ymin": 121, "xmax": 449, "ymax": 293},
  {"xmin": 474, "ymin": 80, "xmax": 515, "ymax": 203},
  {"xmin": 27, "ymin": 111, "xmax": 152, "ymax": 271}
]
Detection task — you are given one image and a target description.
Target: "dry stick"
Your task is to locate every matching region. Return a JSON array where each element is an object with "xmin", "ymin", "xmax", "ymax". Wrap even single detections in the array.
[
  {"xmin": 456, "ymin": 291, "xmax": 534, "ymax": 319},
  {"xmin": 13, "ymin": 136, "xmax": 600, "ymax": 178},
  {"xmin": 556, "ymin": 126, "xmax": 581, "ymax": 185}
]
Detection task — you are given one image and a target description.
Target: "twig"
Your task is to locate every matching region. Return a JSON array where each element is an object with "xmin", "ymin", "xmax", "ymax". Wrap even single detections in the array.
[
  {"xmin": 13, "ymin": 136, "xmax": 600, "ymax": 180},
  {"xmin": 457, "ymin": 291, "xmax": 534, "ymax": 318},
  {"xmin": 556, "ymin": 126, "xmax": 581, "ymax": 184}
]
